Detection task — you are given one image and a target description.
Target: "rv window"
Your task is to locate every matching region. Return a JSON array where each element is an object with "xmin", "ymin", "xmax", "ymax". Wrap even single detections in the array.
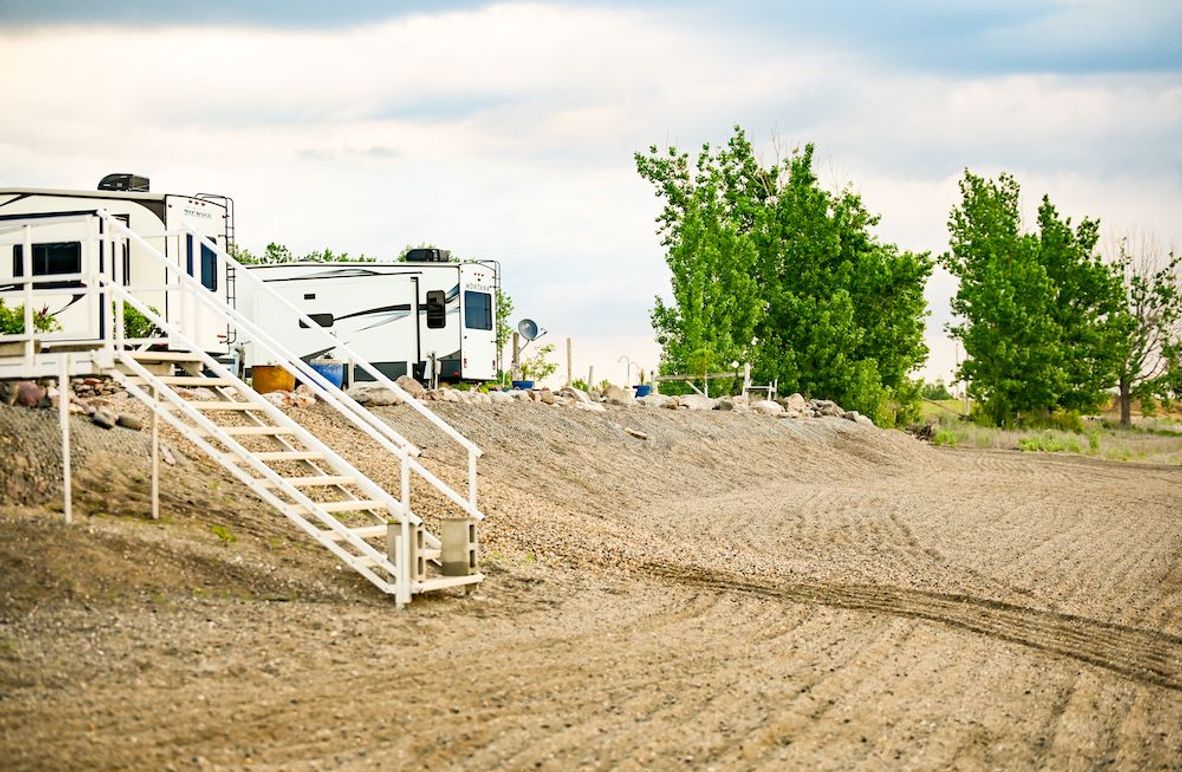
[
  {"xmin": 12, "ymin": 242, "xmax": 82, "ymax": 278},
  {"xmin": 464, "ymin": 291, "xmax": 493, "ymax": 330},
  {"xmin": 299, "ymin": 313, "xmax": 334, "ymax": 329},
  {"xmin": 200, "ymin": 243, "xmax": 217, "ymax": 291},
  {"xmin": 426, "ymin": 290, "xmax": 447, "ymax": 329}
]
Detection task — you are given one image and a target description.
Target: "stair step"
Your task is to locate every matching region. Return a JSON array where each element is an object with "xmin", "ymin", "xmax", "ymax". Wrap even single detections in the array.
[
  {"xmin": 216, "ymin": 425, "xmax": 297, "ymax": 436},
  {"xmin": 416, "ymin": 574, "xmax": 485, "ymax": 592},
  {"xmin": 129, "ymin": 351, "xmax": 205, "ymax": 363},
  {"xmin": 262, "ymin": 475, "xmax": 356, "ymax": 488},
  {"xmin": 321, "ymin": 524, "xmax": 390, "ymax": 541},
  {"xmin": 297, "ymin": 499, "xmax": 388, "ymax": 514},
  {"xmin": 355, "ymin": 547, "xmax": 440, "ymax": 567},
  {"xmin": 137, "ymin": 375, "xmax": 237, "ymax": 387},
  {"xmin": 180, "ymin": 401, "xmax": 262, "ymax": 411},
  {"xmin": 252, "ymin": 450, "xmax": 326, "ymax": 462}
]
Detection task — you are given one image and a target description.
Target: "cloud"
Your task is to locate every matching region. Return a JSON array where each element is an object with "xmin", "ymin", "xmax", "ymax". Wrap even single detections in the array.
[{"xmin": 0, "ymin": 1, "xmax": 1178, "ymax": 387}]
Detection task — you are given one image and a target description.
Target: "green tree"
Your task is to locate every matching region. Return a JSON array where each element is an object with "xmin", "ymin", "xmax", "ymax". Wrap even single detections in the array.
[
  {"xmin": 1111, "ymin": 234, "xmax": 1182, "ymax": 425},
  {"xmin": 637, "ymin": 127, "xmax": 931, "ymax": 423},
  {"xmin": 921, "ymin": 379, "xmax": 954, "ymax": 400},
  {"xmin": 518, "ymin": 342, "xmax": 558, "ymax": 381},
  {"xmin": 229, "ymin": 243, "xmax": 374, "ymax": 264},
  {"xmin": 941, "ymin": 171, "xmax": 1124, "ymax": 425}
]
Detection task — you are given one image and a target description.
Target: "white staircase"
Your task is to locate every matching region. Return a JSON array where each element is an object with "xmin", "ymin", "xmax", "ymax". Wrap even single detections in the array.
[{"xmin": 0, "ymin": 209, "xmax": 484, "ymax": 605}]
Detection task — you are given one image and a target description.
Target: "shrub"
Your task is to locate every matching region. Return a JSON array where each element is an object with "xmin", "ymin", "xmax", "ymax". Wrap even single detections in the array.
[
  {"xmin": 519, "ymin": 343, "xmax": 559, "ymax": 381},
  {"xmin": 121, "ymin": 302, "xmax": 159, "ymax": 340},
  {"xmin": 932, "ymin": 429, "xmax": 959, "ymax": 447},
  {"xmin": 0, "ymin": 299, "xmax": 60, "ymax": 334}
]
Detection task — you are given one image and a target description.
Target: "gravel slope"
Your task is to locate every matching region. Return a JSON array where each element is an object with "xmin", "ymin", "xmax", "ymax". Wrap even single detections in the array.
[{"xmin": 1, "ymin": 400, "xmax": 1180, "ymax": 770}]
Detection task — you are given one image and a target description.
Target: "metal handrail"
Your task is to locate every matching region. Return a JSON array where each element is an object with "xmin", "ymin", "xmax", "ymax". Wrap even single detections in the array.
[{"xmin": 95, "ymin": 211, "xmax": 484, "ymax": 520}]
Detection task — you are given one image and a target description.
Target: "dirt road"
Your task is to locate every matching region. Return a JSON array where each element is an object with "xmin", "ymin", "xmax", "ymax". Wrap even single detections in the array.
[{"xmin": 1, "ymin": 403, "xmax": 1180, "ymax": 769}]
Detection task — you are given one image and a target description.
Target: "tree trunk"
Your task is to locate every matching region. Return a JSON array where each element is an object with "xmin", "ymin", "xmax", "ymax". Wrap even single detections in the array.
[{"xmin": 1119, "ymin": 377, "xmax": 1132, "ymax": 426}]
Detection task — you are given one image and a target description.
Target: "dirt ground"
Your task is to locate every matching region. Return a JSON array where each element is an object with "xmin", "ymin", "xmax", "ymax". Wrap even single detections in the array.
[{"xmin": 1, "ymin": 400, "xmax": 1180, "ymax": 770}]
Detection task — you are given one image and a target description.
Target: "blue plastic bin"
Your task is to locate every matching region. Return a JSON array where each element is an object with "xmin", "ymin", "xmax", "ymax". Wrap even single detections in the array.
[{"xmin": 310, "ymin": 360, "xmax": 345, "ymax": 389}]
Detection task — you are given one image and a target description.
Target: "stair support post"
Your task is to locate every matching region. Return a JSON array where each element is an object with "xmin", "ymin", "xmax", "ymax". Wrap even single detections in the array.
[
  {"xmin": 58, "ymin": 354, "xmax": 72, "ymax": 524},
  {"xmin": 151, "ymin": 384, "xmax": 160, "ymax": 520}
]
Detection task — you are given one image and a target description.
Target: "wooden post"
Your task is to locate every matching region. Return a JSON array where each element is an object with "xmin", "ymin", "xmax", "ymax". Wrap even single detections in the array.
[
  {"xmin": 58, "ymin": 355, "xmax": 72, "ymax": 524},
  {"xmin": 151, "ymin": 384, "xmax": 160, "ymax": 521},
  {"xmin": 512, "ymin": 332, "xmax": 520, "ymax": 378},
  {"xmin": 587, "ymin": 366, "xmax": 594, "ymax": 391},
  {"xmin": 565, "ymin": 337, "xmax": 573, "ymax": 387}
]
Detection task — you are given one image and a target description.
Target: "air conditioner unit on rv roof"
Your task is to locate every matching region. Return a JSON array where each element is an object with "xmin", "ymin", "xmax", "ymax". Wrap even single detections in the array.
[
  {"xmin": 404, "ymin": 247, "xmax": 450, "ymax": 263},
  {"xmin": 97, "ymin": 173, "xmax": 150, "ymax": 192}
]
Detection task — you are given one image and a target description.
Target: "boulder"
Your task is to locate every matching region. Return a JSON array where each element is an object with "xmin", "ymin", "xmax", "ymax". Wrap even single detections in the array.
[
  {"xmin": 91, "ymin": 409, "xmax": 116, "ymax": 429},
  {"xmin": 784, "ymin": 393, "xmax": 807, "ymax": 413},
  {"xmin": 469, "ymin": 391, "xmax": 492, "ymax": 405},
  {"xmin": 347, "ymin": 384, "xmax": 402, "ymax": 407},
  {"xmin": 814, "ymin": 399, "xmax": 844, "ymax": 417},
  {"xmin": 560, "ymin": 387, "xmax": 591, "ymax": 403},
  {"xmin": 715, "ymin": 398, "xmax": 736, "ymax": 412},
  {"xmin": 602, "ymin": 384, "xmax": 635, "ymax": 406},
  {"xmin": 263, "ymin": 391, "xmax": 292, "ymax": 408},
  {"xmin": 638, "ymin": 393, "xmax": 673, "ymax": 409},
  {"xmin": 488, "ymin": 390, "xmax": 514, "ymax": 404},
  {"xmin": 574, "ymin": 401, "xmax": 607, "ymax": 413},
  {"xmin": 752, "ymin": 399, "xmax": 784, "ymax": 416},
  {"xmin": 512, "ymin": 390, "xmax": 532, "ymax": 402},
  {"xmin": 844, "ymin": 410, "xmax": 875, "ymax": 427},
  {"xmin": 395, "ymin": 375, "xmax": 427, "ymax": 399},
  {"xmin": 15, "ymin": 381, "xmax": 45, "ymax": 408},
  {"xmin": 538, "ymin": 389, "xmax": 557, "ymax": 406},
  {"xmin": 678, "ymin": 394, "xmax": 717, "ymax": 411},
  {"xmin": 116, "ymin": 414, "xmax": 144, "ymax": 431},
  {"xmin": 436, "ymin": 388, "xmax": 462, "ymax": 403},
  {"xmin": 291, "ymin": 386, "xmax": 316, "ymax": 408}
]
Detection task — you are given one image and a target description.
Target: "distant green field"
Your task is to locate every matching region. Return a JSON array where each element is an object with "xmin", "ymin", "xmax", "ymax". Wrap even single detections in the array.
[{"xmin": 917, "ymin": 399, "xmax": 1182, "ymax": 465}]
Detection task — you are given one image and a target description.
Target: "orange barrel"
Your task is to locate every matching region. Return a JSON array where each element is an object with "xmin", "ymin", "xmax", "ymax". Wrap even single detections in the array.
[{"xmin": 252, "ymin": 364, "xmax": 296, "ymax": 394}]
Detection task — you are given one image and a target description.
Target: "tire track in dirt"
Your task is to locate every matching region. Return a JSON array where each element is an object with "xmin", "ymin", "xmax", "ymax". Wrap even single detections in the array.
[{"xmin": 645, "ymin": 564, "xmax": 1182, "ymax": 691}]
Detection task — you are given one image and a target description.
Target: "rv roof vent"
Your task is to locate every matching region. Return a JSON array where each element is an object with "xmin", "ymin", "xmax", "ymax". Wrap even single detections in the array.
[
  {"xmin": 98, "ymin": 173, "xmax": 150, "ymax": 192},
  {"xmin": 404, "ymin": 247, "xmax": 451, "ymax": 263}
]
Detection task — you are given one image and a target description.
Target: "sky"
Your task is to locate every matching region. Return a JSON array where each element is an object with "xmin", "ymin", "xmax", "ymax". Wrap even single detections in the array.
[{"xmin": 2, "ymin": 0, "xmax": 1180, "ymax": 388}]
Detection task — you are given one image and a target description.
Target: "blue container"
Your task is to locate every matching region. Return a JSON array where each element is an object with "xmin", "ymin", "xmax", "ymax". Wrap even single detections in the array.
[
  {"xmin": 511, "ymin": 379, "xmax": 535, "ymax": 390},
  {"xmin": 310, "ymin": 360, "xmax": 345, "ymax": 388},
  {"xmin": 634, "ymin": 384, "xmax": 653, "ymax": 398}
]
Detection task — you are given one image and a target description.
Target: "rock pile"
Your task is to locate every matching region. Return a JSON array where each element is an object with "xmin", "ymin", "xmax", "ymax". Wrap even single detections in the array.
[
  {"xmin": 347, "ymin": 380, "xmax": 877, "ymax": 427},
  {"xmin": 1, "ymin": 378, "xmax": 143, "ymax": 431}
]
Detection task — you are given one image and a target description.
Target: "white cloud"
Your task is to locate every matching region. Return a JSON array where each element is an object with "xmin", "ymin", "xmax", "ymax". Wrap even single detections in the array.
[{"xmin": 1, "ymin": 2, "xmax": 1178, "ymax": 390}]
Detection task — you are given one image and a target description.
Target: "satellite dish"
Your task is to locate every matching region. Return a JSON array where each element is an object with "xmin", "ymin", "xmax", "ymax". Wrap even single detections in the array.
[{"xmin": 518, "ymin": 318, "xmax": 541, "ymax": 341}]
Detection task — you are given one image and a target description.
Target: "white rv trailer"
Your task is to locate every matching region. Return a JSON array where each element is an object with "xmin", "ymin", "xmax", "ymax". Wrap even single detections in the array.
[
  {"xmin": 0, "ymin": 176, "xmax": 233, "ymax": 354},
  {"xmin": 240, "ymin": 254, "xmax": 499, "ymax": 383}
]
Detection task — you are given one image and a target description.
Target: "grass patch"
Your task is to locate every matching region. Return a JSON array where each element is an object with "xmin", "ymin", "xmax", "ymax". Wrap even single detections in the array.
[
  {"xmin": 209, "ymin": 523, "xmax": 237, "ymax": 546},
  {"xmin": 932, "ymin": 429, "xmax": 959, "ymax": 447},
  {"xmin": 1017, "ymin": 433, "xmax": 1082, "ymax": 454},
  {"xmin": 916, "ymin": 411, "xmax": 1182, "ymax": 465}
]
